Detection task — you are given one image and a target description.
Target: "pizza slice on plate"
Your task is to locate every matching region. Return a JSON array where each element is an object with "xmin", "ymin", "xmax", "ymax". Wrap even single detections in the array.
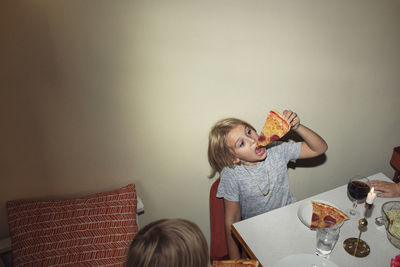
[
  {"xmin": 212, "ymin": 259, "xmax": 260, "ymax": 267},
  {"xmin": 310, "ymin": 201, "xmax": 349, "ymax": 230},
  {"xmin": 256, "ymin": 110, "xmax": 291, "ymax": 147}
]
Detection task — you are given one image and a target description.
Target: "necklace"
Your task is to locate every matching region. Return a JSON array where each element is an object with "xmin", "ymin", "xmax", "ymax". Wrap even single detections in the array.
[{"xmin": 244, "ymin": 165, "xmax": 270, "ymax": 196}]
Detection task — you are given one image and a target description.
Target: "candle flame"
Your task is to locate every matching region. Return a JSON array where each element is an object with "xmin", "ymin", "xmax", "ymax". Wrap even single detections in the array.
[{"xmin": 371, "ymin": 187, "xmax": 374, "ymax": 193}]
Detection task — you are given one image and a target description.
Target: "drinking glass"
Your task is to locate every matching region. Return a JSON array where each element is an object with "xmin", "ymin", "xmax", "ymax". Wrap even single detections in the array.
[
  {"xmin": 315, "ymin": 226, "xmax": 340, "ymax": 257},
  {"xmin": 346, "ymin": 176, "xmax": 370, "ymax": 218}
]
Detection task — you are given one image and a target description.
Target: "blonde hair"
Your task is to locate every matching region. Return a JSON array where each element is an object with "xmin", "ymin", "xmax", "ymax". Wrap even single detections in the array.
[
  {"xmin": 126, "ymin": 218, "xmax": 209, "ymax": 267},
  {"xmin": 208, "ymin": 118, "xmax": 256, "ymax": 178}
]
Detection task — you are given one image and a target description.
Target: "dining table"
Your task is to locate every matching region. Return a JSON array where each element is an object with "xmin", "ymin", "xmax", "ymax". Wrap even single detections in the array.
[{"xmin": 232, "ymin": 172, "xmax": 399, "ymax": 267}]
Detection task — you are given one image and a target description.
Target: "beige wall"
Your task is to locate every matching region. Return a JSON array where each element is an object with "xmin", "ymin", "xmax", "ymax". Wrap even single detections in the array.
[{"xmin": 1, "ymin": 0, "xmax": 400, "ymax": 247}]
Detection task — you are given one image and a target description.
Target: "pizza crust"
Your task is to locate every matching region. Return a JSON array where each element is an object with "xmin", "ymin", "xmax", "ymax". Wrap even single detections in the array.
[{"xmin": 212, "ymin": 259, "xmax": 260, "ymax": 267}]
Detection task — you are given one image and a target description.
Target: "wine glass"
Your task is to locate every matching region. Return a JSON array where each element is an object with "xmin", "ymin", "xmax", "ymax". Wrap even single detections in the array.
[{"xmin": 346, "ymin": 175, "xmax": 370, "ymax": 218}]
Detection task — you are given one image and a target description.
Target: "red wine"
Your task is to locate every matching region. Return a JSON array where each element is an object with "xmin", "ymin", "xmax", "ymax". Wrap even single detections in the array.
[{"xmin": 348, "ymin": 181, "xmax": 370, "ymax": 200}]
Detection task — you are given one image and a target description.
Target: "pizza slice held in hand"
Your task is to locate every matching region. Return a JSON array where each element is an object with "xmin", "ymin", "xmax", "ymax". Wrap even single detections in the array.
[
  {"xmin": 256, "ymin": 110, "xmax": 291, "ymax": 147},
  {"xmin": 310, "ymin": 201, "xmax": 349, "ymax": 230}
]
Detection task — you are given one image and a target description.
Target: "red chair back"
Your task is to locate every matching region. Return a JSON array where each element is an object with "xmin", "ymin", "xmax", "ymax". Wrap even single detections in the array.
[
  {"xmin": 391, "ymin": 146, "xmax": 400, "ymax": 183},
  {"xmin": 209, "ymin": 178, "xmax": 229, "ymax": 261}
]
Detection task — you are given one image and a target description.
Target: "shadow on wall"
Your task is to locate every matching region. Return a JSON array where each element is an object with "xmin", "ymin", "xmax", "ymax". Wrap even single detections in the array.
[
  {"xmin": 282, "ymin": 130, "xmax": 327, "ymax": 169},
  {"xmin": 0, "ymin": 1, "xmax": 65, "ymax": 239}
]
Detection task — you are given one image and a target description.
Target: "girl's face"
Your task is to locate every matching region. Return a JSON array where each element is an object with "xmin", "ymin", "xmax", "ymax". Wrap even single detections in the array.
[{"xmin": 226, "ymin": 124, "xmax": 267, "ymax": 166}]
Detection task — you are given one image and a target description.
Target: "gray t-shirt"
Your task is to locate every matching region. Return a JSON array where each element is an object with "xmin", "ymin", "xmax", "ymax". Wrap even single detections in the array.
[{"xmin": 217, "ymin": 142, "xmax": 301, "ymax": 220}]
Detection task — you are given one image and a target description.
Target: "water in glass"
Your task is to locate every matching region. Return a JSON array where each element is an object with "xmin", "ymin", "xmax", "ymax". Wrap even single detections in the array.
[{"xmin": 315, "ymin": 227, "xmax": 340, "ymax": 257}]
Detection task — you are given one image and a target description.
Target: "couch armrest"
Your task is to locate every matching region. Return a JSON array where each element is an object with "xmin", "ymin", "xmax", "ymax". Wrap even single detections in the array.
[
  {"xmin": 0, "ymin": 238, "xmax": 11, "ymax": 254},
  {"xmin": 137, "ymin": 195, "xmax": 144, "ymax": 214}
]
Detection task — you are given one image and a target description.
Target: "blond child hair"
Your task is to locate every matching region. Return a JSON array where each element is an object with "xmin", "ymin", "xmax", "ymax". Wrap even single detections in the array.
[
  {"xmin": 208, "ymin": 118, "xmax": 256, "ymax": 178},
  {"xmin": 126, "ymin": 218, "xmax": 209, "ymax": 267}
]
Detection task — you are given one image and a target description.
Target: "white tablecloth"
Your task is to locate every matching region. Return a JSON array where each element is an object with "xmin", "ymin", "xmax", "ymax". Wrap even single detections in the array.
[{"xmin": 233, "ymin": 172, "xmax": 399, "ymax": 267}]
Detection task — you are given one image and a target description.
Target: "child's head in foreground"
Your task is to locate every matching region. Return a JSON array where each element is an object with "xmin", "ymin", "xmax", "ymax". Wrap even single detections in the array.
[
  {"xmin": 208, "ymin": 118, "xmax": 267, "ymax": 178},
  {"xmin": 126, "ymin": 218, "xmax": 209, "ymax": 267}
]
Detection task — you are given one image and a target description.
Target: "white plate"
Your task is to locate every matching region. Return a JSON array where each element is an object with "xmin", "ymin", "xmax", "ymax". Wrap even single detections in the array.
[
  {"xmin": 272, "ymin": 253, "xmax": 339, "ymax": 267},
  {"xmin": 297, "ymin": 200, "xmax": 338, "ymax": 229}
]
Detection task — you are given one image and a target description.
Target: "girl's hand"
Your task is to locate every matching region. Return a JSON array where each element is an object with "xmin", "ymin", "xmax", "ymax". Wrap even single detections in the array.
[{"xmin": 283, "ymin": 110, "xmax": 300, "ymax": 130}]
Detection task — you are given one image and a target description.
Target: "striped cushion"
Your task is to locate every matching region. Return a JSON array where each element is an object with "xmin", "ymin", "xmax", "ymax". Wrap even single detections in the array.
[{"xmin": 7, "ymin": 184, "xmax": 138, "ymax": 266}]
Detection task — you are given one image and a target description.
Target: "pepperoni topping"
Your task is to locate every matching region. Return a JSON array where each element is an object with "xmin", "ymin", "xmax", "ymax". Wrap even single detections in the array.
[
  {"xmin": 258, "ymin": 135, "xmax": 266, "ymax": 142},
  {"xmin": 269, "ymin": 135, "xmax": 280, "ymax": 142},
  {"xmin": 312, "ymin": 213, "xmax": 319, "ymax": 222},
  {"xmin": 324, "ymin": 215, "xmax": 336, "ymax": 225}
]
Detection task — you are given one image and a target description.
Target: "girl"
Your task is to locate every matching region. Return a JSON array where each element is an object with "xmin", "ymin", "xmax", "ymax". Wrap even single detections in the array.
[{"xmin": 208, "ymin": 110, "xmax": 327, "ymax": 259}]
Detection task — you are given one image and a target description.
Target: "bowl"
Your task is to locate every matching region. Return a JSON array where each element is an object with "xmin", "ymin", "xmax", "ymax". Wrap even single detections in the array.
[{"xmin": 380, "ymin": 201, "xmax": 400, "ymax": 248}]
